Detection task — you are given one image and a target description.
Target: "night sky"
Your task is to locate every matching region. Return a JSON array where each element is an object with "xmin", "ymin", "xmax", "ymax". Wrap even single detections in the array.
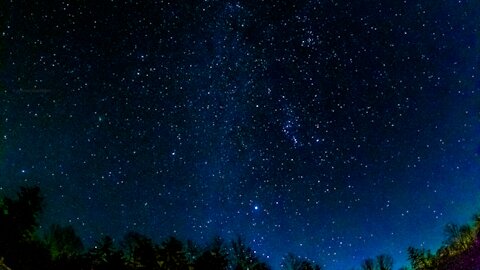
[{"xmin": 1, "ymin": 0, "xmax": 480, "ymax": 269}]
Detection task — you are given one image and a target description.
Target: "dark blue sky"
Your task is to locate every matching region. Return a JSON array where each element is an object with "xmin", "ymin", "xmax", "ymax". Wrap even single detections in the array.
[{"xmin": 1, "ymin": 0, "xmax": 480, "ymax": 269}]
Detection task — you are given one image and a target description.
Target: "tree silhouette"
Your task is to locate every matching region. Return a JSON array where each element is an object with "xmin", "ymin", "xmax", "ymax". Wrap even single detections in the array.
[
  {"xmin": 8, "ymin": 184, "xmax": 480, "ymax": 270},
  {"xmin": 360, "ymin": 254, "xmax": 393, "ymax": 270},
  {"xmin": 44, "ymin": 224, "xmax": 86, "ymax": 270},
  {"xmin": 185, "ymin": 239, "xmax": 201, "ymax": 264},
  {"xmin": 406, "ymin": 212, "xmax": 480, "ymax": 270},
  {"xmin": 0, "ymin": 186, "xmax": 43, "ymax": 242},
  {"xmin": 0, "ymin": 186, "xmax": 50, "ymax": 270},
  {"xmin": 44, "ymin": 224, "xmax": 84, "ymax": 260},
  {"xmin": 230, "ymin": 236, "xmax": 271, "ymax": 270},
  {"xmin": 440, "ymin": 223, "xmax": 475, "ymax": 256},
  {"xmin": 281, "ymin": 253, "xmax": 322, "ymax": 270},
  {"xmin": 11, "ymin": 239, "xmax": 51, "ymax": 270},
  {"xmin": 157, "ymin": 236, "xmax": 189, "ymax": 270},
  {"xmin": 122, "ymin": 231, "xmax": 158, "ymax": 269},
  {"xmin": 194, "ymin": 236, "xmax": 229, "ymax": 270},
  {"xmin": 407, "ymin": 247, "xmax": 435, "ymax": 270},
  {"xmin": 88, "ymin": 236, "xmax": 126, "ymax": 270},
  {"xmin": 361, "ymin": 258, "xmax": 376, "ymax": 270},
  {"xmin": 376, "ymin": 254, "xmax": 393, "ymax": 270}
]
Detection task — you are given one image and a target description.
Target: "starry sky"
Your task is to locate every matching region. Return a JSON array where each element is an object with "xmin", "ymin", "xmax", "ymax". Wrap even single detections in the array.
[{"xmin": 1, "ymin": 0, "xmax": 480, "ymax": 269}]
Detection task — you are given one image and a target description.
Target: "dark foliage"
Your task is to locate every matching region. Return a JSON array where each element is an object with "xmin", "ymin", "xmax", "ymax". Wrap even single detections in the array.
[
  {"xmin": 88, "ymin": 236, "xmax": 128, "ymax": 270},
  {"xmin": 407, "ymin": 213, "xmax": 480, "ymax": 270},
  {"xmin": 360, "ymin": 258, "xmax": 376, "ymax": 270},
  {"xmin": 157, "ymin": 236, "xmax": 189, "ymax": 270},
  {"xmin": 281, "ymin": 253, "xmax": 322, "ymax": 270},
  {"xmin": 360, "ymin": 254, "xmax": 393, "ymax": 270},
  {"xmin": 6, "ymin": 185, "xmax": 480, "ymax": 270},
  {"xmin": 0, "ymin": 186, "xmax": 50, "ymax": 270},
  {"xmin": 193, "ymin": 236, "xmax": 229, "ymax": 270},
  {"xmin": 231, "ymin": 236, "xmax": 272, "ymax": 270},
  {"xmin": 45, "ymin": 224, "xmax": 84, "ymax": 260},
  {"xmin": 122, "ymin": 231, "xmax": 159, "ymax": 269}
]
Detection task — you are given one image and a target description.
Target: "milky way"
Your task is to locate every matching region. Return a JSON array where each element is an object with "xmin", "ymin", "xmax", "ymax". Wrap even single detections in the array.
[{"xmin": 1, "ymin": 0, "xmax": 480, "ymax": 269}]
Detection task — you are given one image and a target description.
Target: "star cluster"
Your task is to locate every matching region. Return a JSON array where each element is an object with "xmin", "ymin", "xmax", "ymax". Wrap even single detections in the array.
[{"xmin": 1, "ymin": 0, "xmax": 480, "ymax": 269}]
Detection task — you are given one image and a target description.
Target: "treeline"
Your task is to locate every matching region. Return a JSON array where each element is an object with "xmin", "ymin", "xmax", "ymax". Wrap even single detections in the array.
[
  {"xmin": 0, "ymin": 186, "xmax": 320, "ymax": 270},
  {"xmin": 406, "ymin": 215, "xmax": 480, "ymax": 269},
  {"xmin": 1, "ymin": 186, "xmax": 480, "ymax": 270}
]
